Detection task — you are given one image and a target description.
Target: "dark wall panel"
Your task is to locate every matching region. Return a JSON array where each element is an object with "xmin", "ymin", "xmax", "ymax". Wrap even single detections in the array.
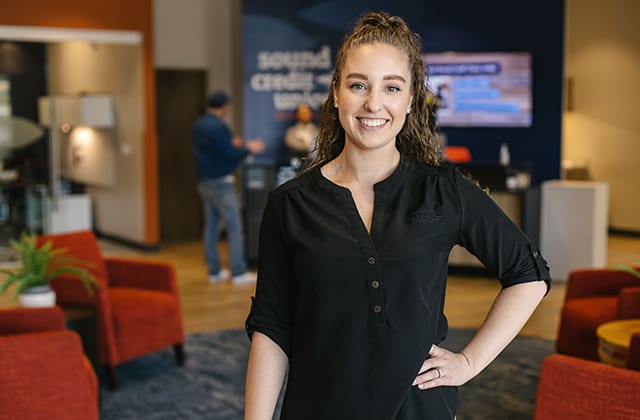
[
  {"xmin": 156, "ymin": 70, "xmax": 206, "ymax": 242},
  {"xmin": 4, "ymin": 41, "xmax": 47, "ymax": 121}
]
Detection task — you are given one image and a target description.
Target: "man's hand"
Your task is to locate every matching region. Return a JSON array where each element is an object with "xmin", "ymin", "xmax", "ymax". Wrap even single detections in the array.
[
  {"xmin": 246, "ymin": 138, "xmax": 266, "ymax": 154},
  {"xmin": 232, "ymin": 136, "xmax": 244, "ymax": 147}
]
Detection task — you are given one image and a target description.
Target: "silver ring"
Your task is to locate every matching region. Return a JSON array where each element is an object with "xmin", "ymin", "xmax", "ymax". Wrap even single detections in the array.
[{"xmin": 437, "ymin": 368, "xmax": 443, "ymax": 379}]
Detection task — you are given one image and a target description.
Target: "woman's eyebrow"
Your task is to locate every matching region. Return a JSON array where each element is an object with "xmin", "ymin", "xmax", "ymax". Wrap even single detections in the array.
[
  {"xmin": 383, "ymin": 74, "xmax": 407, "ymax": 83},
  {"xmin": 345, "ymin": 73, "xmax": 407, "ymax": 83},
  {"xmin": 345, "ymin": 72, "xmax": 368, "ymax": 80}
]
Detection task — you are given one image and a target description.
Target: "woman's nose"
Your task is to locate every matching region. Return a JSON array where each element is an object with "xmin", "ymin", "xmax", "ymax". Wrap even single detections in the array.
[{"xmin": 364, "ymin": 91, "xmax": 383, "ymax": 113}]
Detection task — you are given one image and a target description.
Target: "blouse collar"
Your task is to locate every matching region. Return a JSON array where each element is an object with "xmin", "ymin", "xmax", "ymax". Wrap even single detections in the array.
[{"xmin": 313, "ymin": 154, "xmax": 409, "ymax": 196}]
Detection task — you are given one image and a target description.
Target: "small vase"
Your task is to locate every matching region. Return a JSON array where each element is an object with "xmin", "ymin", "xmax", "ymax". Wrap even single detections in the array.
[{"xmin": 18, "ymin": 285, "xmax": 56, "ymax": 307}]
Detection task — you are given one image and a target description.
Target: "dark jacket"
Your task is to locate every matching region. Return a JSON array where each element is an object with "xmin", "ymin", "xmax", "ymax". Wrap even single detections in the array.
[{"xmin": 192, "ymin": 113, "xmax": 250, "ymax": 180}]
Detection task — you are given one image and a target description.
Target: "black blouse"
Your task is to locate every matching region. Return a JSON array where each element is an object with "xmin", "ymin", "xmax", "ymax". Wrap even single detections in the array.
[{"xmin": 246, "ymin": 156, "xmax": 551, "ymax": 420}]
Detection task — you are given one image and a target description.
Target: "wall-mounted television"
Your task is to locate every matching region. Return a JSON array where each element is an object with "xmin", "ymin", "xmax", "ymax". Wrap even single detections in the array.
[{"xmin": 423, "ymin": 52, "xmax": 532, "ymax": 127}]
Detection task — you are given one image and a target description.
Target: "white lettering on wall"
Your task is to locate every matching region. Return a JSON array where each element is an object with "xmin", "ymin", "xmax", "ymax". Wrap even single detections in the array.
[
  {"xmin": 257, "ymin": 46, "xmax": 331, "ymax": 71},
  {"xmin": 249, "ymin": 45, "xmax": 333, "ymax": 111}
]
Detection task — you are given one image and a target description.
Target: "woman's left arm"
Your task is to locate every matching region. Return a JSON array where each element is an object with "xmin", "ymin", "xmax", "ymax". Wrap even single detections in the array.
[{"xmin": 413, "ymin": 280, "xmax": 547, "ymax": 389}]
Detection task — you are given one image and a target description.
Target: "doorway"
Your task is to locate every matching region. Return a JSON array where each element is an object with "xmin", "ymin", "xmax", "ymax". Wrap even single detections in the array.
[{"xmin": 156, "ymin": 69, "xmax": 206, "ymax": 242}]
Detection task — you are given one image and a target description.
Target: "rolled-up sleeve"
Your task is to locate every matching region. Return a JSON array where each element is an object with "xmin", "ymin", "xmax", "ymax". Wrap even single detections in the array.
[
  {"xmin": 245, "ymin": 190, "xmax": 295, "ymax": 358},
  {"xmin": 453, "ymin": 169, "xmax": 552, "ymax": 294}
]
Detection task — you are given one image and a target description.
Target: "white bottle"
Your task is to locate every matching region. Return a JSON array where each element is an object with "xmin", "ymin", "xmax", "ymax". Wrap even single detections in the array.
[{"xmin": 499, "ymin": 143, "xmax": 510, "ymax": 166}]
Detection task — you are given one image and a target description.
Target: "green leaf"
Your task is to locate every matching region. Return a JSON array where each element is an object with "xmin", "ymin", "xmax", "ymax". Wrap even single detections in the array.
[
  {"xmin": 613, "ymin": 264, "xmax": 640, "ymax": 279},
  {"xmin": 0, "ymin": 274, "xmax": 20, "ymax": 294},
  {"xmin": 0, "ymin": 231, "xmax": 97, "ymax": 299}
]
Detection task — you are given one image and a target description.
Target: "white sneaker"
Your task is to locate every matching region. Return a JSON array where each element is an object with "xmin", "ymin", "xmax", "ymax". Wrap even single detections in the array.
[
  {"xmin": 232, "ymin": 271, "xmax": 257, "ymax": 285},
  {"xmin": 208, "ymin": 268, "xmax": 230, "ymax": 283}
]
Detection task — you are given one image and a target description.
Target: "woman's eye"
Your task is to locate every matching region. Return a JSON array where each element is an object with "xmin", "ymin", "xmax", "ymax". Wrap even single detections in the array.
[
  {"xmin": 349, "ymin": 82, "xmax": 366, "ymax": 91},
  {"xmin": 387, "ymin": 86, "xmax": 401, "ymax": 93}
]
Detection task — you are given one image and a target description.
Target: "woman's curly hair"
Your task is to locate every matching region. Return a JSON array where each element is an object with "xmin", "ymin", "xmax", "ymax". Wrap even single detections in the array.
[{"xmin": 306, "ymin": 11, "xmax": 441, "ymax": 171}]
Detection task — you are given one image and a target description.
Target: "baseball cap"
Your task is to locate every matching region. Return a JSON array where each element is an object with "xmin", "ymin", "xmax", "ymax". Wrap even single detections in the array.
[{"xmin": 207, "ymin": 90, "xmax": 230, "ymax": 108}]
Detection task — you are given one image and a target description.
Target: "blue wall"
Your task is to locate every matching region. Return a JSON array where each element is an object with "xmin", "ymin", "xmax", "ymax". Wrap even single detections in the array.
[{"xmin": 243, "ymin": 0, "xmax": 564, "ymax": 184}]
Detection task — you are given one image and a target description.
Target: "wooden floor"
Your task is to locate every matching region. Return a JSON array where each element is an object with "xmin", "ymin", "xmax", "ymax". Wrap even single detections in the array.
[{"xmin": 2, "ymin": 234, "xmax": 638, "ymax": 341}]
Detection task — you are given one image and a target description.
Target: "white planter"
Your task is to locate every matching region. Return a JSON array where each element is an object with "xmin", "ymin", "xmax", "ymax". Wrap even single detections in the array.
[{"xmin": 18, "ymin": 286, "xmax": 56, "ymax": 307}]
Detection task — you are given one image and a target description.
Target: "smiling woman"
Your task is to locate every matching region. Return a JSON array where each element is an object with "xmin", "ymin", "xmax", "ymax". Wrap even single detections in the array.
[{"xmin": 244, "ymin": 11, "xmax": 551, "ymax": 420}]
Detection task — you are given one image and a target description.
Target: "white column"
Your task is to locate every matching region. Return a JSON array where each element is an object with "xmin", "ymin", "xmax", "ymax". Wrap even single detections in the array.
[{"xmin": 540, "ymin": 180, "xmax": 609, "ymax": 281}]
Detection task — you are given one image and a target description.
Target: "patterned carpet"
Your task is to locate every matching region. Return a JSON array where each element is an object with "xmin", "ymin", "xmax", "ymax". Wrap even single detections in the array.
[{"xmin": 99, "ymin": 328, "xmax": 554, "ymax": 419}]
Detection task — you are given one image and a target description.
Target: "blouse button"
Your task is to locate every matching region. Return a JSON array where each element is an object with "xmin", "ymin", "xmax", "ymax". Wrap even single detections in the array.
[
  {"xmin": 368, "ymin": 257, "xmax": 376, "ymax": 265},
  {"xmin": 533, "ymin": 251, "xmax": 539, "ymax": 257},
  {"xmin": 373, "ymin": 305, "xmax": 382, "ymax": 313},
  {"xmin": 371, "ymin": 280, "xmax": 380, "ymax": 289}
]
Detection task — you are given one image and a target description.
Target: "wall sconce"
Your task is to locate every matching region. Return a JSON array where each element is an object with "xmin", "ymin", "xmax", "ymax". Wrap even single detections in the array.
[
  {"xmin": 38, "ymin": 94, "xmax": 116, "ymax": 204},
  {"xmin": 73, "ymin": 127, "xmax": 93, "ymax": 144},
  {"xmin": 78, "ymin": 94, "xmax": 115, "ymax": 128},
  {"xmin": 38, "ymin": 94, "xmax": 115, "ymax": 129},
  {"xmin": 68, "ymin": 127, "xmax": 94, "ymax": 169}
]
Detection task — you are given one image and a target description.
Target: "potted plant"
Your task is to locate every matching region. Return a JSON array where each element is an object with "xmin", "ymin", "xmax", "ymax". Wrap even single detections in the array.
[
  {"xmin": 614, "ymin": 262, "xmax": 640, "ymax": 279},
  {"xmin": 0, "ymin": 232, "xmax": 96, "ymax": 307}
]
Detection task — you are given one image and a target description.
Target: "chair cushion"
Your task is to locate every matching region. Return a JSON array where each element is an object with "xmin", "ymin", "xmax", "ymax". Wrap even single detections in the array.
[
  {"xmin": 556, "ymin": 296, "xmax": 618, "ymax": 361},
  {"xmin": 109, "ymin": 287, "xmax": 184, "ymax": 363},
  {"xmin": 0, "ymin": 330, "xmax": 98, "ymax": 419},
  {"xmin": 534, "ymin": 354, "xmax": 640, "ymax": 419}
]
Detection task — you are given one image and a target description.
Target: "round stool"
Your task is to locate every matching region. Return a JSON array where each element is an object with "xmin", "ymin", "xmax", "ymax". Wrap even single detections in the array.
[{"xmin": 596, "ymin": 319, "xmax": 640, "ymax": 367}]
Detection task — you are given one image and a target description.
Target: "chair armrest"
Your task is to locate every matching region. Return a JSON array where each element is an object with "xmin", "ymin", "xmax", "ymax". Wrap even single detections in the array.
[
  {"xmin": 628, "ymin": 333, "xmax": 640, "ymax": 371},
  {"xmin": 0, "ymin": 306, "xmax": 65, "ymax": 335},
  {"xmin": 617, "ymin": 286, "xmax": 640, "ymax": 319},
  {"xmin": 565, "ymin": 269, "xmax": 640, "ymax": 301},
  {"xmin": 0, "ymin": 330, "xmax": 99, "ymax": 419},
  {"xmin": 50, "ymin": 274, "xmax": 101, "ymax": 307},
  {"xmin": 105, "ymin": 256, "xmax": 179, "ymax": 293},
  {"xmin": 534, "ymin": 354, "xmax": 640, "ymax": 419}
]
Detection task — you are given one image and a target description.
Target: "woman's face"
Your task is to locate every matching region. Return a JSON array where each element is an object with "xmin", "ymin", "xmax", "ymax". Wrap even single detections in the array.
[
  {"xmin": 334, "ymin": 42, "xmax": 413, "ymax": 153},
  {"xmin": 296, "ymin": 104, "xmax": 313, "ymax": 123}
]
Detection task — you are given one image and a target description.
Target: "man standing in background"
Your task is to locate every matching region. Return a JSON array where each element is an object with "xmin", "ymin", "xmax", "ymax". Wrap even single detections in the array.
[{"xmin": 192, "ymin": 90, "xmax": 265, "ymax": 284}]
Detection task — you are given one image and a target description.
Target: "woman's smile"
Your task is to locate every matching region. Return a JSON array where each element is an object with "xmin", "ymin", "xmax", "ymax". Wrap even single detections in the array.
[{"xmin": 357, "ymin": 117, "xmax": 389, "ymax": 129}]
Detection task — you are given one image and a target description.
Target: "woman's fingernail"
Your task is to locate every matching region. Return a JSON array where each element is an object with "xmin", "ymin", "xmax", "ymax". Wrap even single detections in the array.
[{"xmin": 412, "ymin": 378, "xmax": 417, "ymax": 386}]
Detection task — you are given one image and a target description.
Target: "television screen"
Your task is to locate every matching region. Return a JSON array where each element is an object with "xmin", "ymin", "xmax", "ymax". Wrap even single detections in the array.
[{"xmin": 423, "ymin": 52, "xmax": 532, "ymax": 127}]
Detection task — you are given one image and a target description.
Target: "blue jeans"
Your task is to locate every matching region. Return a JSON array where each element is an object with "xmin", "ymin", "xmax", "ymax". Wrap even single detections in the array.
[{"xmin": 197, "ymin": 178, "xmax": 247, "ymax": 276}]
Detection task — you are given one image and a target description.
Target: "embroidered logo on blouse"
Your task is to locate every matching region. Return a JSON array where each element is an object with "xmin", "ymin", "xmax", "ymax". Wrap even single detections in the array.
[{"xmin": 408, "ymin": 208, "xmax": 443, "ymax": 224}]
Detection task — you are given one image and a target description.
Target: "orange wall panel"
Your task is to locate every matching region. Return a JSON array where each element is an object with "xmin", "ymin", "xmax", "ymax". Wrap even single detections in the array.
[{"xmin": 0, "ymin": 1, "xmax": 150, "ymax": 31}]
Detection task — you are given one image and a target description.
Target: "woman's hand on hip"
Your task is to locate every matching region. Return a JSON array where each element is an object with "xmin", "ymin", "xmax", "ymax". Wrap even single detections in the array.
[{"xmin": 412, "ymin": 344, "xmax": 474, "ymax": 390}]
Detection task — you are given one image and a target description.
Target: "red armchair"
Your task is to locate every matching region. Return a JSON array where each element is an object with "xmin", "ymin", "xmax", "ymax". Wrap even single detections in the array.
[
  {"xmin": 534, "ymin": 354, "xmax": 640, "ymax": 419},
  {"xmin": 628, "ymin": 332, "xmax": 640, "ymax": 371},
  {"xmin": 0, "ymin": 306, "xmax": 99, "ymax": 420},
  {"xmin": 556, "ymin": 267, "xmax": 640, "ymax": 361},
  {"xmin": 37, "ymin": 230, "xmax": 185, "ymax": 389}
]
